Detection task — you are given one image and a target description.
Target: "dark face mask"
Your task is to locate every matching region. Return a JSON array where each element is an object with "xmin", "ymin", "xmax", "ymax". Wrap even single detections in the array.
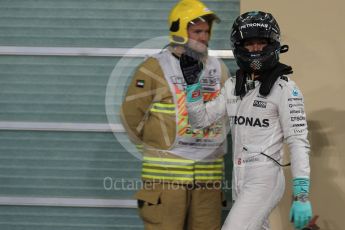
[{"xmin": 234, "ymin": 41, "xmax": 281, "ymax": 74}]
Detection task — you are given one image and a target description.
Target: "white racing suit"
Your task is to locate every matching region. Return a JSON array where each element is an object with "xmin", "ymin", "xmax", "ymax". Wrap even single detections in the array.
[{"xmin": 186, "ymin": 75, "xmax": 310, "ymax": 230}]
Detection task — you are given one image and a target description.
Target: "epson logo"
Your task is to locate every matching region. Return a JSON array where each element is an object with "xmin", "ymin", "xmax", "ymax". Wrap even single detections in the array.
[
  {"xmin": 288, "ymin": 98, "xmax": 303, "ymax": 101},
  {"xmin": 290, "ymin": 110, "xmax": 301, "ymax": 114},
  {"xmin": 294, "ymin": 129, "xmax": 305, "ymax": 134},
  {"xmin": 289, "ymin": 103, "xmax": 304, "ymax": 108},
  {"xmin": 240, "ymin": 23, "xmax": 269, "ymax": 29},
  {"xmin": 253, "ymin": 100, "xmax": 267, "ymax": 108},
  {"xmin": 231, "ymin": 116, "xmax": 269, "ymax": 128},
  {"xmin": 291, "ymin": 116, "xmax": 306, "ymax": 122},
  {"xmin": 292, "ymin": 123, "xmax": 305, "ymax": 127}
]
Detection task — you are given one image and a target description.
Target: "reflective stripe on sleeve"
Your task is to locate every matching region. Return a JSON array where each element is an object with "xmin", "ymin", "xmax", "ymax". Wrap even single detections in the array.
[{"xmin": 149, "ymin": 103, "xmax": 176, "ymax": 114}]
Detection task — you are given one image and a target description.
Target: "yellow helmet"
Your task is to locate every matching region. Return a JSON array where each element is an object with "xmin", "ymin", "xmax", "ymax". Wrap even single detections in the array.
[{"xmin": 168, "ymin": 0, "xmax": 220, "ymax": 44}]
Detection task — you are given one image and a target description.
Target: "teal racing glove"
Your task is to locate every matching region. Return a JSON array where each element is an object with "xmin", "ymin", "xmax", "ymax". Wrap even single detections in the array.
[
  {"xmin": 186, "ymin": 83, "xmax": 202, "ymax": 102},
  {"xmin": 290, "ymin": 178, "xmax": 312, "ymax": 229}
]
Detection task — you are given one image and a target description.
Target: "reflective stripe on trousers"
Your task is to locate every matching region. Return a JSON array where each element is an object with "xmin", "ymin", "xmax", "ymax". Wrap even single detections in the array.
[{"xmin": 142, "ymin": 156, "xmax": 224, "ymax": 182}]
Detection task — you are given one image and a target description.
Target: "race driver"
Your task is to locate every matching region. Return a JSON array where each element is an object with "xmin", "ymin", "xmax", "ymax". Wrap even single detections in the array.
[{"xmin": 179, "ymin": 11, "xmax": 313, "ymax": 230}]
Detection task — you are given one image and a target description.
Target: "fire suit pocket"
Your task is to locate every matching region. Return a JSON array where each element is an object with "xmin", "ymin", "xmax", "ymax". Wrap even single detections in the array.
[{"xmin": 135, "ymin": 189, "xmax": 163, "ymax": 224}]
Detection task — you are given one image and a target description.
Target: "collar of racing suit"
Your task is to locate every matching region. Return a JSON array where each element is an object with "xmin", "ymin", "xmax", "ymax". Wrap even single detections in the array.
[{"xmin": 235, "ymin": 62, "xmax": 293, "ymax": 97}]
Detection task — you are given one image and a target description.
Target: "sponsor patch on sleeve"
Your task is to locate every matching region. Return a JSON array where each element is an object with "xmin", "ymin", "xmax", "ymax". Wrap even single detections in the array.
[
  {"xmin": 136, "ymin": 80, "xmax": 145, "ymax": 88},
  {"xmin": 253, "ymin": 100, "xmax": 267, "ymax": 108},
  {"xmin": 292, "ymin": 87, "xmax": 299, "ymax": 96}
]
